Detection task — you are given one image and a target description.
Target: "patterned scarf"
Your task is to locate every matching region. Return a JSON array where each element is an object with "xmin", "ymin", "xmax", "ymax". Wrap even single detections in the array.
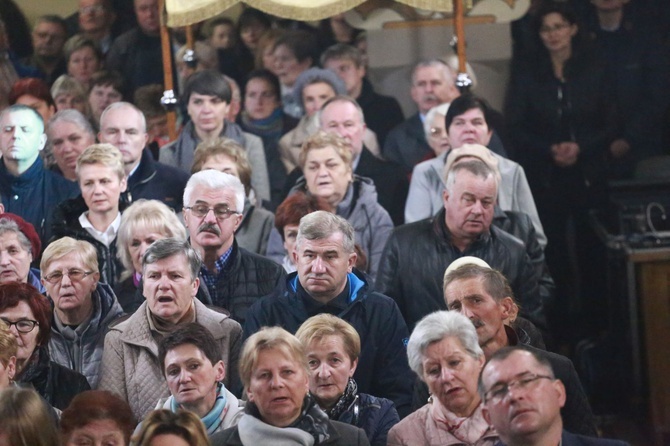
[
  {"xmin": 246, "ymin": 394, "xmax": 331, "ymax": 444},
  {"xmin": 240, "ymin": 107, "xmax": 284, "ymax": 141},
  {"xmin": 323, "ymin": 378, "xmax": 358, "ymax": 420},
  {"xmin": 430, "ymin": 398, "xmax": 491, "ymax": 444}
]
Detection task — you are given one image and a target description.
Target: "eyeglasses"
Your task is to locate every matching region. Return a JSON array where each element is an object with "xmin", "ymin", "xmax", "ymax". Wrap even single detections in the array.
[
  {"xmin": 185, "ymin": 204, "xmax": 240, "ymax": 220},
  {"xmin": 484, "ymin": 373, "xmax": 554, "ymax": 404},
  {"xmin": 429, "ymin": 127, "xmax": 447, "ymax": 139},
  {"xmin": 0, "ymin": 317, "xmax": 39, "ymax": 333},
  {"xmin": 540, "ymin": 23, "xmax": 570, "ymax": 35},
  {"xmin": 43, "ymin": 269, "xmax": 97, "ymax": 284}
]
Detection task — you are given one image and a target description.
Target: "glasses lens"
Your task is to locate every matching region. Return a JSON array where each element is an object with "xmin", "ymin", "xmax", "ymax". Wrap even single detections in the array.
[
  {"xmin": 191, "ymin": 204, "xmax": 209, "ymax": 217},
  {"xmin": 46, "ymin": 272, "xmax": 63, "ymax": 283},
  {"xmin": 67, "ymin": 270, "xmax": 85, "ymax": 281},
  {"xmin": 16, "ymin": 320, "xmax": 35, "ymax": 332}
]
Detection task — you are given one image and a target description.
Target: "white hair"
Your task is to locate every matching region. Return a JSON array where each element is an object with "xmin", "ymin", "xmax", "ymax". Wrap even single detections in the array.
[{"xmin": 183, "ymin": 170, "xmax": 245, "ymax": 212}]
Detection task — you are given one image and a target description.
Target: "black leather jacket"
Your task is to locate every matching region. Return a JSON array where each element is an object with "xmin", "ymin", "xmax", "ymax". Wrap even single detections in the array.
[{"xmin": 376, "ymin": 209, "xmax": 546, "ymax": 332}]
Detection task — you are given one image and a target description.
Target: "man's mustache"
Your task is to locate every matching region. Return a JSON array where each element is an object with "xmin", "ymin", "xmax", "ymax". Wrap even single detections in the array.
[{"xmin": 198, "ymin": 223, "xmax": 221, "ymax": 236}]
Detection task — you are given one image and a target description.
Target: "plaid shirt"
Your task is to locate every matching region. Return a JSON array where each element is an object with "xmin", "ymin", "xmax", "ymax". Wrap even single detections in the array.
[{"xmin": 200, "ymin": 246, "xmax": 233, "ymax": 298}]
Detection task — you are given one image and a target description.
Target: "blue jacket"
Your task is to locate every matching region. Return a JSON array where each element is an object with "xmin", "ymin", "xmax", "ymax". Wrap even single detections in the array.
[
  {"xmin": 28, "ymin": 268, "xmax": 45, "ymax": 293},
  {"xmin": 244, "ymin": 270, "xmax": 414, "ymax": 418},
  {"xmin": 0, "ymin": 158, "xmax": 80, "ymax": 244},
  {"xmin": 336, "ymin": 393, "xmax": 399, "ymax": 446},
  {"xmin": 126, "ymin": 148, "xmax": 189, "ymax": 212}
]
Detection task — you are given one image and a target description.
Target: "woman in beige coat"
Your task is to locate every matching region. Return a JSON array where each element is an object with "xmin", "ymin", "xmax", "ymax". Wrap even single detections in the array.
[{"xmin": 98, "ymin": 238, "xmax": 242, "ymax": 420}]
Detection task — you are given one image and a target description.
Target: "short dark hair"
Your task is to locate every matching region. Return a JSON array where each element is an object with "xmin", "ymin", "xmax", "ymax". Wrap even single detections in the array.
[
  {"xmin": 245, "ymin": 69, "xmax": 281, "ymax": 101},
  {"xmin": 89, "ymin": 70, "xmax": 125, "ymax": 97},
  {"xmin": 158, "ymin": 323, "xmax": 221, "ymax": 376},
  {"xmin": 34, "ymin": 15, "xmax": 67, "ymax": 34},
  {"xmin": 237, "ymin": 8, "xmax": 271, "ymax": 33},
  {"xmin": 478, "ymin": 345, "xmax": 556, "ymax": 398},
  {"xmin": 181, "ymin": 69, "xmax": 231, "ymax": 104},
  {"xmin": 445, "ymin": 94, "xmax": 493, "ymax": 131},
  {"xmin": 320, "ymin": 43, "xmax": 364, "ymax": 68},
  {"xmin": 274, "ymin": 30, "xmax": 317, "ymax": 64}
]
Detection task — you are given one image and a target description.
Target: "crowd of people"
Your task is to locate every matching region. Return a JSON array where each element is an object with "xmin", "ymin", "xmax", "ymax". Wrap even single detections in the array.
[{"xmin": 0, "ymin": 0, "xmax": 668, "ymax": 444}]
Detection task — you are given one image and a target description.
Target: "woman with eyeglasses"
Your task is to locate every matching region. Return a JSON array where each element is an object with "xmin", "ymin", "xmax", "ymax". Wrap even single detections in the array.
[
  {"xmin": 42, "ymin": 237, "xmax": 124, "ymax": 388},
  {"xmin": 0, "ymin": 281, "xmax": 90, "ymax": 410},
  {"xmin": 387, "ymin": 311, "xmax": 498, "ymax": 445}
]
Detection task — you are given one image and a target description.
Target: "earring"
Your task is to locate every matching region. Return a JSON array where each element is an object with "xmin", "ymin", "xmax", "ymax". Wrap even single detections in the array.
[{"xmin": 428, "ymin": 394, "xmax": 433, "ymax": 404}]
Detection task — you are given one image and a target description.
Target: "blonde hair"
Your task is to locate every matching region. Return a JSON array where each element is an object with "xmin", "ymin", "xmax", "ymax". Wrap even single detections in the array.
[
  {"xmin": 191, "ymin": 138, "xmax": 253, "ymax": 195},
  {"xmin": 40, "ymin": 237, "xmax": 99, "ymax": 274},
  {"xmin": 0, "ymin": 387, "xmax": 60, "ymax": 446},
  {"xmin": 0, "ymin": 320, "xmax": 17, "ymax": 368},
  {"xmin": 116, "ymin": 199, "xmax": 187, "ymax": 278},
  {"xmin": 131, "ymin": 410, "xmax": 209, "ymax": 446},
  {"xmin": 75, "ymin": 143, "xmax": 125, "ymax": 180},
  {"xmin": 239, "ymin": 326, "xmax": 309, "ymax": 389},
  {"xmin": 295, "ymin": 314, "xmax": 361, "ymax": 361},
  {"xmin": 298, "ymin": 130, "xmax": 353, "ymax": 171}
]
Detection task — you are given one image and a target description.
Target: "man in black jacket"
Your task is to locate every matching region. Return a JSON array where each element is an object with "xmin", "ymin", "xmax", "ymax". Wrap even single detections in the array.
[
  {"xmin": 442, "ymin": 263, "xmax": 596, "ymax": 436},
  {"xmin": 183, "ymin": 170, "xmax": 284, "ymax": 325},
  {"xmin": 98, "ymin": 102, "xmax": 189, "ymax": 212},
  {"xmin": 376, "ymin": 159, "xmax": 546, "ymax": 332},
  {"xmin": 319, "ymin": 96, "xmax": 408, "ymax": 225},
  {"xmin": 244, "ymin": 211, "xmax": 414, "ymax": 418},
  {"xmin": 321, "ymin": 43, "xmax": 404, "ymax": 147}
]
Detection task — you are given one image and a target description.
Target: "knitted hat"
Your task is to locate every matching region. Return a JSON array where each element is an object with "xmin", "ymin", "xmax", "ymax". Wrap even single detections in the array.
[{"xmin": 0, "ymin": 213, "xmax": 42, "ymax": 258}]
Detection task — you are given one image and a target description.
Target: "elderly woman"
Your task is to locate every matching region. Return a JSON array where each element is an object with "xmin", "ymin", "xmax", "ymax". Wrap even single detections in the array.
[
  {"xmin": 43, "ymin": 237, "xmax": 124, "ymax": 388},
  {"xmin": 0, "ymin": 213, "xmax": 44, "ymax": 292},
  {"xmin": 115, "ymin": 199, "xmax": 187, "ymax": 313},
  {"xmin": 296, "ymin": 314, "xmax": 399, "ymax": 446},
  {"xmin": 51, "ymin": 74, "xmax": 89, "ymax": 114},
  {"xmin": 46, "ymin": 109, "xmax": 96, "ymax": 181},
  {"xmin": 61, "ymin": 390, "xmax": 137, "ymax": 446},
  {"xmin": 0, "ymin": 282, "xmax": 90, "ymax": 409},
  {"xmin": 0, "ymin": 387, "xmax": 60, "ymax": 446},
  {"xmin": 192, "ymin": 138, "xmax": 274, "ymax": 255},
  {"xmin": 133, "ymin": 410, "xmax": 210, "ymax": 446},
  {"xmin": 99, "ymin": 238, "xmax": 242, "ymax": 420},
  {"xmin": 51, "ymin": 143, "xmax": 128, "ymax": 287},
  {"xmin": 387, "ymin": 311, "xmax": 497, "ymax": 445},
  {"xmin": 155, "ymin": 322, "xmax": 244, "ymax": 434},
  {"xmin": 210, "ymin": 326, "xmax": 369, "ymax": 445},
  {"xmin": 63, "ymin": 35, "xmax": 102, "ymax": 89},
  {"xmin": 269, "ymin": 131, "xmax": 392, "ymax": 281}
]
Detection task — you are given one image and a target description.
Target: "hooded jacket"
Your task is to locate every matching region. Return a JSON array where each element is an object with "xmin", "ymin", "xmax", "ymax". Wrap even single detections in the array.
[
  {"xmin": 244, "ymin": 270, "xmax": 413, "ymax": 418},
  {"xmin": 48, "ymin": 282, "xmax": 125, "ymax": 388}
]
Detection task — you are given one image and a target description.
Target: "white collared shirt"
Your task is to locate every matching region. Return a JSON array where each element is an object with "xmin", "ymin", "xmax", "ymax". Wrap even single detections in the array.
[{"xmin": 78, "ymin": 212, "xmax": 122, "ymax": 247}]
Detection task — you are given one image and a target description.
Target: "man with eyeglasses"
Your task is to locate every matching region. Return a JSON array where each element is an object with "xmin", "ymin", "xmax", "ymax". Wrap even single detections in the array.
[
  {"xmin": 183, "ymin": 170, "xmax": 284, "ymax": 325},
  {"xmin": 77, "ymin": 0, "xmax": 117, "ymax": 55},
  {"xmin": 480, "ymin": 346, "xmax": 629, "ymax": 446}
]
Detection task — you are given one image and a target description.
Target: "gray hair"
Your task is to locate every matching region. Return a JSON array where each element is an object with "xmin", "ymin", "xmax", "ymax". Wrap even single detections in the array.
[
  {"xmin": 408, "ymin": 310, "xmax": 484, "ymax": 379},
  {"xmin": 183, "ymin": 170, "xmax": 245, "ymax": 213},
  {"xmin": 100, "ymin": 101, "xmax": 147, "ymax": 133},
  {"xmin": 411, "ymin": 59, "xmax": 455, "ymax": 86},
  {"xmin": 296, "ymin": 210, "xmax": 355, "ymax": 254},
  {"xmin": 423, "ymin": 102, "xmax": 451, "ymax": 139},
  {"xmin": 142, "ymin": 238, "xmax": 201, "ymax": 280},
  {"xmin": 47, "ymin": 109, "xmax": 94, "ymax": 139},
  {"xmin": 0, "ymin": 219, "xmax": 32, "ymax": 254},
  {"xmin": 445, "ymin": 158, "xmax": 499, "ymax": 194},
  {"xmin": 0, "ymin": 105, "xmax": 45, "ymax": 133},
  {"xmin": 293, "ymin": 67, "xmax": 346, "ymax": 112},
  {"xmin": 117, "ymin": 199, "xmax": 187, "ymax": 278}
]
